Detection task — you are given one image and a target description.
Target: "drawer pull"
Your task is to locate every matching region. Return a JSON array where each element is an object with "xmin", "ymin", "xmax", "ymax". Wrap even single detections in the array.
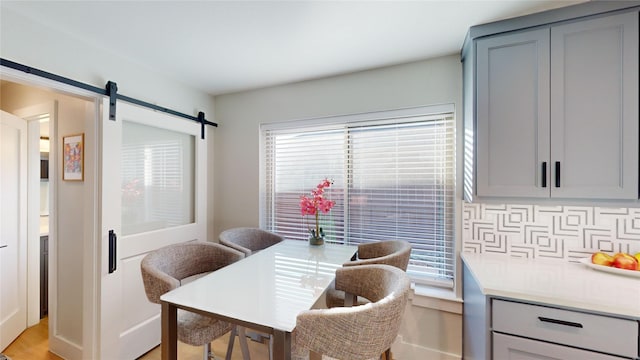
[{"xmin": 538, "ymin": 316, "xmax": 583, "ymax": 328}]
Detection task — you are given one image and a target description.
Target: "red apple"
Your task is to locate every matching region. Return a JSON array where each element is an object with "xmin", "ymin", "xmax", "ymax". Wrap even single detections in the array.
[
  {"xmin": 612, "ymin": 253, "xmax": 639, "ymax": 270},
  {"xmin": 591, "ymin": 252, "xmax": 613, "ymax": 266}
]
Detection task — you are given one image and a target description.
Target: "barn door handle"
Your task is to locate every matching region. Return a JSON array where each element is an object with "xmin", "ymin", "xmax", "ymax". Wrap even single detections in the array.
[{"xmin": 108, "ymin": 230, "xmax": 117, "ymax": 273}]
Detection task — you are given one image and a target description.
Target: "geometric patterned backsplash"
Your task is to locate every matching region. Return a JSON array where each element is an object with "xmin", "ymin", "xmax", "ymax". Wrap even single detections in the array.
[{"xmin": 463, "ymin": 203, "xmax": 640, "ymax": 262}]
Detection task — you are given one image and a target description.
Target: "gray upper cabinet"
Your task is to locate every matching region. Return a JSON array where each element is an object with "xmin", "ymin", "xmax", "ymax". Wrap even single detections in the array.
[
  {"xmin": 476, "ymin": 28, "xmax": 550, "ymax": 197},
  {"xmin": 472, "ymin": 9, "xmax": 639, "ymax": 200},
  {"xmin": 550, "ymin": 12, "xmax": 638, "ymax": 199}
]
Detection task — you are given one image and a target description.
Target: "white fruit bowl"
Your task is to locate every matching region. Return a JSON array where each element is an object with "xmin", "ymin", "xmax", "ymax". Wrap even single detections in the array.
[{"xmin": 579, "ymin": 257, "xmax": 640, "ymax": 278}]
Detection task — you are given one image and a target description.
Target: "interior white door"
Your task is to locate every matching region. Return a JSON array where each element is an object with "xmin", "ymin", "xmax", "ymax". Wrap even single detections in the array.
[
  {"xmin": 0, "ymin": 110, "xmax": 28, "ymax": 351},
  {"xmin": 99, "ymin": 100, "xmax": 207, "ymax": 359}
]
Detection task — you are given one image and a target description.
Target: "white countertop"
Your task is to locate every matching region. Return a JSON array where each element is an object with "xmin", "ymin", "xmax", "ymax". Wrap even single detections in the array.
[{"xmin": 461, "ymin": 252, "xmax": 640, "ymax": 319}]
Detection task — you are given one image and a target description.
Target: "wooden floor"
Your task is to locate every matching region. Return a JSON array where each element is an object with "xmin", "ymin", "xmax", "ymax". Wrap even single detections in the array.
[
  {"xmin": 138, "ymin": 332, "xmax": 270, "ymax": 360},
  {"xmin": 2, "ymin": 318, "xmax": 270, "ymax": 360},
  {"xmin": 2, "ymin": 318, "xmax": 62, "ymax": 360}
]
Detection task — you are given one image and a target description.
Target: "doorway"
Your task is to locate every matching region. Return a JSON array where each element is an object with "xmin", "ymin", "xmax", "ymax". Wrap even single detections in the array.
[
  {"xmin": 12, "ymin": 103, "xmax": 55, "ymax": 329},
  {"xmin": 0, "ymin": 78, "xmax": 97, "ymax": 359}
]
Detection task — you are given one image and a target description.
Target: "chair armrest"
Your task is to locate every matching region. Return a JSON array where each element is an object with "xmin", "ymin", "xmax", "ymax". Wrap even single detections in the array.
[
  {"xmin": 140, "ymin": 265, "xmax": 180, "ymax": 304},
  {"xmin": 335, "ymin": 265, "xmax": 407, "ymax": 303},
  {"xmin": 219, "ymin": 240, "xmax": 252, "ymax": 256},
  {"xmin": 344, "ymin": 240, "xmax": 411, "ymax": 271},
  {"xmin": 213, "ymin": 244, "xmax": 245, "ymax": 268}
]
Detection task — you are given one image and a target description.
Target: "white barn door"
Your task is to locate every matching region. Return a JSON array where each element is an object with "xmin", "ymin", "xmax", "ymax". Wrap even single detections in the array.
[{"xmin": 99, "ymin": 100, "xmax": 207, "ymax": 359}]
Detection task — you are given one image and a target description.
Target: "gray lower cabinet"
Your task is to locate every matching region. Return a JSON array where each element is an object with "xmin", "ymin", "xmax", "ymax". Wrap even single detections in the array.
[
  {"xmin": 492, "ymin": 299, "xmax": 638, "ymax": 359},
  {"xmin": 463, "ymin": 263, "xmax": 640, "ymax": 360},
  {"xmin": 473, "ymin": 10, "xmax": 639, "ymax": 200}
]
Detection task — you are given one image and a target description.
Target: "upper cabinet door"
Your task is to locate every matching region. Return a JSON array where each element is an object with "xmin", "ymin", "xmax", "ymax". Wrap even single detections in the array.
[
  {"xmin": 550, "ymin": 12, "xmax": 639, "ymax": 199},
  {"xmin": 476, "ymin": 28, "xmax": 551, "ymax": 197}
]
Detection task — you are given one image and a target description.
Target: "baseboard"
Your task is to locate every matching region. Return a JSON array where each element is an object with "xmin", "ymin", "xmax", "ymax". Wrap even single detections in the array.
[
  {"xmin": 49, "ymin": 333, "xmax": 82, "ymax": 360},
  {"xmin": 392, "ymin": 334, "xmax": 462, "ymax": 360}
]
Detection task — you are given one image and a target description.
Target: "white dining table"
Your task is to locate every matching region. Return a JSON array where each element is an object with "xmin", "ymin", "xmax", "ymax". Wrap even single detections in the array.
[{"xmin": 160, "ymin": 239, "xmax": 358, "ymax": 360}]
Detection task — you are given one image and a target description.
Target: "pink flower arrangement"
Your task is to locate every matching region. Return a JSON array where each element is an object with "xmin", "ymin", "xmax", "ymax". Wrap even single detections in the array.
[
  {"xmin": 122, "ymin": 178, "xmax": 142, "ymax": 203},
  {"xmin": 300, "ymin": 179, "xmax": 336, "ymax": 239}
]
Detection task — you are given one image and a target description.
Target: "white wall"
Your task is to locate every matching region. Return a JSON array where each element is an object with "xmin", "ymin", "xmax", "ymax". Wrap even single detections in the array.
[
  {"xmin": 0, "ymin": 5, "xmax": 218, "ymax": 238},
  {"xmin": 3, "ymin": 5, "xmax": 466, "ymax": 358},
  {"xmin": 0, "ymin": 8, "xmax": 215, "ymax": 118},
  {"xmin": 213, "ymin": 54, "xmax": 464, "ymax": 359},
  {"xmin": 213, "ymin": 55, "xmax": 461, "ymax": 232},
  {"xmin": 1, "ymin": 7, "xmax": 217, "ymax": 359}
]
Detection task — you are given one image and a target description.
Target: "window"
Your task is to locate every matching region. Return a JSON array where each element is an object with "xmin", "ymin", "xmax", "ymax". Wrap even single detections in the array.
[
  {"xmin": 121, "ymin": 121, "xmax": 195, "ymax": 236},
  {"xmin": 262, "ymin": 105, "xmax": 455, "ymax": 288}
]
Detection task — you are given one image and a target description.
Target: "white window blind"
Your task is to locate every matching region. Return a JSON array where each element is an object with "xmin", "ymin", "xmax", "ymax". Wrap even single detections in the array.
[{"xmin": 262, "ymin": 108, "xmax": 455, "ymax": 287}]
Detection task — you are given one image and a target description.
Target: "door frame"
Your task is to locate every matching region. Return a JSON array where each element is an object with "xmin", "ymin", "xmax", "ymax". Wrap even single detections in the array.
[{"xmin": 0, "ymin": 67, "xmax": 102, "ymax": 360}]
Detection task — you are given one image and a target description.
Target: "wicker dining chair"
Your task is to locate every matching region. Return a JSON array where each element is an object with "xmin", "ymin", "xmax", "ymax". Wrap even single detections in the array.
[
  {"xmin": 219, "ymin": 227, "xmax": 285, "ymax": 256},
  {"xmin": 292, "ymin": 264, "xmax": 411, "ymax": 360},
  {"xmin": 325, "ymin": 240, "xmax": 412, "ymax": 308},
  {"xmin": 140, "ymin": 241, "xmax": 250, "ymax": 360}
]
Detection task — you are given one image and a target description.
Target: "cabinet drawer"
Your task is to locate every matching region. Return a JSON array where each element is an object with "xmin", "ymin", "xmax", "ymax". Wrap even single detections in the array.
[
  {"xmin": 492, "ymin": 299, "xmax": 638, "ymax": 358},
  {"xmin": 493, "ymin": 333, "xmax": 628, "ymax": 360}
]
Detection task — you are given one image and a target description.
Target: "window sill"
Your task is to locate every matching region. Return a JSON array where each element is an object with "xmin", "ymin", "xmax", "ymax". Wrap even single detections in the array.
[{"xmin": 409, "ymin": 283, "xmax": 463, "ymax": 314}]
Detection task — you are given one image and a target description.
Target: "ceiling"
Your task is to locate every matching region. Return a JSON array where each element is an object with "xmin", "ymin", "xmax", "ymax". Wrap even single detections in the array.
[{"xmin": 2, "ymin": 1, "xmax": 585, "ymax": 96}]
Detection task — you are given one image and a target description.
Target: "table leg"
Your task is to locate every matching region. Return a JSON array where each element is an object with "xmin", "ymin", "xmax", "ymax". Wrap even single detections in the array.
[
  {"xmin": 161, "ymin": 301, "xmax": 178, "ymax": 360},
  {"xmin": 344, "ymin": 291, "xmax": 357, "ymax": 307},
  {"xmin": 271, "ymin": 330, "xmax": 291, "ymax": 360}
]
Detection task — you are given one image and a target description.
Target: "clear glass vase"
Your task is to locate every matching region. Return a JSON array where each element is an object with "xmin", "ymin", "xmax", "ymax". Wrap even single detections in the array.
[
  {"xmin": 308, "ymin": 227, "xmax": 325, "ymax": 246},
  {"xmin": 308, "ymin": 235, "xmax": 324, "ymax": 246}
]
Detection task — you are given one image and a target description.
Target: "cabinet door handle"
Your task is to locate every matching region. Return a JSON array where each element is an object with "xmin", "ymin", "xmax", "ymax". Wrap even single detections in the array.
[
  {"xmin": 541, "ymin": 162, "xmax": 547, "ymax": 188},
  {"xmin": 538, "ymin": 316, "xmax": 583, "ymax": 328},
  {"xmin": 0, "ymin": 244, "xmax": 7, "ymax": 249},
  {"xmin": 555, "ymin": 161, "xmax": 561, "ymax": 187}
]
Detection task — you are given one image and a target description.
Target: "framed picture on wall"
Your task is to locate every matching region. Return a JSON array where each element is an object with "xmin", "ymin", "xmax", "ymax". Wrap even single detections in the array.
[{"xmin": 62, "ymin": 133, "xmax": 84, "ymax": 181}]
